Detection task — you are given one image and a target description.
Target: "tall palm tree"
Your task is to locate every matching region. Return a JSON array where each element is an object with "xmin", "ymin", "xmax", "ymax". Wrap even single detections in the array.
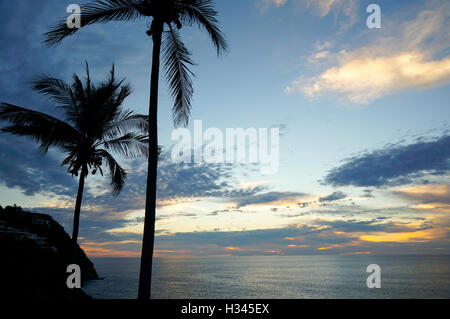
[
  {"xmin": 44, "ymin": 0, "xmax": 227, "ymax": 299},
  {"xmin": 0, "ymin": 64, "xmax": 149, "ymax": 245}
]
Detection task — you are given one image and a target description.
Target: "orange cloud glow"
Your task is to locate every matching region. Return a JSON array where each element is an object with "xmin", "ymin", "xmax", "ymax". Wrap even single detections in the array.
[
  {"xmin": 224, "ymin": 246, "xmax": 242, "ymax": 251},
  {"xmin": 340, "ymin": 251, "xmax": 372, "ymax": 255},
  {"xmin": 360, "ymin": 228, "xmax": 445, "ymax": 243},
  {"xmin": 81, "ymin": 245, "xmax": 141, "ymax": 258}
]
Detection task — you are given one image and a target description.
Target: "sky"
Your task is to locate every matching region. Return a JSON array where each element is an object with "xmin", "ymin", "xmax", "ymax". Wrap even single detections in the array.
[{"xmin": 0, "ymin": 0, "xmax": 449, "ymax": 258}]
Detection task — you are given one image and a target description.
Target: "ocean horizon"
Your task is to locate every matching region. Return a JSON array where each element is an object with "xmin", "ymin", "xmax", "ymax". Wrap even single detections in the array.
[{"xmin": 83, "ymin": 255, "xmax": 450, "ymax": 299}]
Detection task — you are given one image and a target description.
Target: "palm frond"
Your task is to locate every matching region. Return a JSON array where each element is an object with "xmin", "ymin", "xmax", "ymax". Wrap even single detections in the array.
[
  {"xmin": 180, "ymin": 0, "xmax": 228, "ymax": 56},
  {"xmin": 45, "ymin": 0, "xmax": 143, "ymax": 45},
  {"xmin": 33, "ymin": 75, "xmax": 81, "ymax": 127},
  {"xmin": 85, "ymin": 61, "xmax": 92, "ymax": 101},
  {"xmin": 69, "ymin": 74, "xmax": 86, "ymax": 130},
  {"xmin": 0, "ymin": 103, "xmax": 80, "ymax": 153},
  {"xmin": 78, "ymin": 64, "xmax": 127, "ymax": 140},
  {"xmin": 101, "ymin": 132, "xmax": 149, "ymax": 158},
  {"xmin": 163, "ymin": 26, "xmax": 195, "ymax": 127},
  {"xmin": 32, "ymin": 76, "xmax": 73, "ymax": 107},
  {"xmin": 102, "ymin": 110, "xmax": 149, "ymax": 140},
  {"xmin": 113, "ymin": 82, "xmax": 133, "ymax": 109},
  {"xmin": 96, "ymin": 149, "xmax": 127, "ymax": 195}
]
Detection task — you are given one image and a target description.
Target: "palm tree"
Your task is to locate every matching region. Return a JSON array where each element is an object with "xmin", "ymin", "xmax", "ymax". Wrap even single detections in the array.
[
  {"xmin": 0, "ymin": 64, "xmax": 149, "ymax": 245},
  {"xmin": 44, "ymin": 0, "xmax": 227, "ymax": 299}
]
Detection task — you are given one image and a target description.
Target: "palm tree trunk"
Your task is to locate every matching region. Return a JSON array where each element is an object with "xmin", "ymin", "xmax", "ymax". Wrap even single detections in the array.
[
  {"xmin": 138, "ymin": 22, "xmax": 163, "ymax": 300},
  {"xmin": 72, "ymin": 166, "xmax": 87, "ymax": 244}
]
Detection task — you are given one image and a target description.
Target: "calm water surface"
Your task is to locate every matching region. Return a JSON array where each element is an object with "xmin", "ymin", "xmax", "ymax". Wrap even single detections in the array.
[{"xmin": 83, "ymin": 255, "xmax": 450, "ymax": 299}]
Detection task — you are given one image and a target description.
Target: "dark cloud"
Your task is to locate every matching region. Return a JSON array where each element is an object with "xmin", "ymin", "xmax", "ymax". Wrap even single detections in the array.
[
  {"xmin": 1, "ymin": 143, "xmax": 269, "ymax": 240},
  {"xmin": 362, "ymin": 189, "xmax": 374, "ymax": 198},
  {"xmin": 157, "ymin": 212, "xmax": 198, "ymax": 220},
  {"xmin": 156, "ymin": 227, "xmax": 305, "ymax": 249},
  {"xmin": 207, "ymin": 208, "xmax": 245, "ymax": 216},
  {"xmin": 312, "ymin": 219, "xmax": 418, "ymax": 233},
  {"xmin": 0, "ymin": 0, "xmax": 154, "ymax": 202},
  {"xmin": 235, "ymin": 191, "xmax": 307, "ymax": 208},
  {"xmin": 324, "ymin": 135, "xmax": 450, "ymax": 187},
  {"xmin": 0, "ymin": 135, "xmax": 76, "ymax": 196},
  {"xmin": 9, "ymin": 151, "xmax": 270, "ymax": 246},
  {"xmin": 156, "ymin": 154, "xmax": 267, "ymax": 202},
  {"xmin": 295, "ymin": 191, "xmax": 347, "ymax": 210},
  {"xmin": 0, "ymin": 0, "xmax": 158, "ymax": 192},
  {"xmin": 319, "ymin": 191, "xmax": 346, "ymax": 202},
  {"xmin": 78, "ymin": 153, "xmax": 268, "ymax": 216},
  {"xmin": 0, "ymin": 1, "xmax": 80, "ymax": 197},
  {"xmin": 270, "ymin": 122, "xmax": 288, "ymax": 137}
]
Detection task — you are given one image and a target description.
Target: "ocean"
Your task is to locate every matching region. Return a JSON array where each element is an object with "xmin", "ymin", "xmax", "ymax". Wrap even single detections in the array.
[{"xmin": 82, "ymin": 255, "xmax": 450, "ymax": 299}]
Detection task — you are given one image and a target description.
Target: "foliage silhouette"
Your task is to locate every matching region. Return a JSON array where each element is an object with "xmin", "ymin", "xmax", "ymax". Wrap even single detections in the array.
[
  {"xmin": 45, "ymin": 0, "xmax": 227, "ymax": 299},
  {"xmin": 0, "ymin": 64, "xmax": 149, "ymax": 244}
]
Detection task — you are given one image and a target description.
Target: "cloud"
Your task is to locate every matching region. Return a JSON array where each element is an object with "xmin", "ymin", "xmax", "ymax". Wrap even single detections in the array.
[
  {"xmin": 324, "ymin": 135, "xmax": 450, "ymax": 187},
  {"xmin": 287, "ymin": 2, "xmax": 450, "ymax": 104},
  {"xmin": 152, "ymin": 217, "xmax": 449, "ymax": 257},
  {"xmin": 259, "ymin": 0, "xmax": 358, "ymax": 18},
  {"xmin": 395, "ymin": 184, "xmax": 450, "ymax": 205},
  {"xmin": 340, "ymin": 251, "xmax": 371, "ymax": 255},
  {"xmin": 263, "ymin": 0, "xmax": 288, "ymax": 8},
  {"xmin": 0, "ymin": 0, "xmax": 160, "ymax": 203},
  {"xmin": 81, "ymin": 242, "xmax": 141, "ymax": 258},
  {"xmin": 394, "ymin": 184, "xmax": 450, "ymax": 213},
  {"xmin": 154, "ymin": 224, "xmax": 335, "ymax": 256},
  {"xmin": 156, "ymin": 155, "xmax": 267, "ymax": 204},
  {"xmin": 2, "ymin": 142, "xmax": 267, "ymax": 217},
  {"xmin": 234, "ymin": 191, "xmax": 308, "ymax": 208},
  {"xmin": 303, "ymin": 0, "xmax": 359, "ymax": 31},
  {"xmin": 258, "ymin": 0, "xmax": 359, "ymax": 30},
  {"xmin": 319, "ymin": 191, "xmax": 346, "ymax": 202},
  {"xmin": 359, "ymin": 228, "xmax": 445, "ymax": 243},
  {"xmin": 313, "ymin": 50, "xmax": 330, "ymax": 60},
  {"xmin": 0, "ymin": 136, "xmax": 76, "ymax": 197},
  {"xmin": 34, "ymin": 202, "xmax": 449, "ymax": 257},
  {"xmin": 361, "ymin": 189, "xmax": 374, "ymax": 198},
  {"xmin": 311, "ymin": 219, "xmax": 415, "ymax": 233},
  {"xmin": 303, "ymin": 0, "xmax": 358, "ymax": 21},
  {"xmin": 297, "ymin": 52, "xmax": 450, "ymax": 104},
  {"xmin": 293, "ymin": 191, "xmax": 348, "ymax": 210}
]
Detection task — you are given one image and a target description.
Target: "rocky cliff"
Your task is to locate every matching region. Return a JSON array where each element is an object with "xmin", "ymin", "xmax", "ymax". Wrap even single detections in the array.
[{"xmin": 0, "ymin": 205, "xmax": 100, "ymax": 299}]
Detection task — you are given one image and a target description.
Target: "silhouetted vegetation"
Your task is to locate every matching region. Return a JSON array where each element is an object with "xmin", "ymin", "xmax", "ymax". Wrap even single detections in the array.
[
  {"xmin": 1, "ymin": 204, "xmax": 23, "ymax": 215},
  {"xmin": 0, "ymin": 205, "xmax": 98, "ymax": 299},
  {"xmin": 0, "ymin": 65, "xmax": 149, "ymax": 244},
  {"xmin": 44, "ymin": 0, "xmax": 228, "ymax": 299}
]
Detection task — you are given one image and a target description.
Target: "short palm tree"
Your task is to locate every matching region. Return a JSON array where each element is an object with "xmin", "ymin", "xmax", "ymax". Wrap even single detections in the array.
[
  {"xmin": 45, "ymin": 0, "xmax": 227, "ymax": 299},
  {"xmin": 0, "ymin": 64, "xmax": 149, "ymax": 245}
]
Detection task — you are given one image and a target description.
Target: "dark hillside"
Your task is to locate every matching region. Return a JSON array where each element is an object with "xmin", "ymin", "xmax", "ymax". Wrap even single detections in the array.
[{"xmin": 0, "ymin": 205, "xmax": 99, "ymax": 299}]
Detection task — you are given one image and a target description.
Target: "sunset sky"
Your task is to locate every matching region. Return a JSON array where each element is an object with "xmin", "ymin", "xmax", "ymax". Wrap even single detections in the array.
[{"xmin": 0, "ymin": 0, "xmax": 449, "ymax": 258}]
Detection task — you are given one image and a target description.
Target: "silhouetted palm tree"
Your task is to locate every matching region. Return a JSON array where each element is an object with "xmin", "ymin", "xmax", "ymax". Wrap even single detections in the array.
[
  {"xmin": 0, "ymin": 64, "xmax": 149, "ymax": 245},
  {"xmin": 44, "ymin": 0, "xmax": 227, "ymax": 299}
]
